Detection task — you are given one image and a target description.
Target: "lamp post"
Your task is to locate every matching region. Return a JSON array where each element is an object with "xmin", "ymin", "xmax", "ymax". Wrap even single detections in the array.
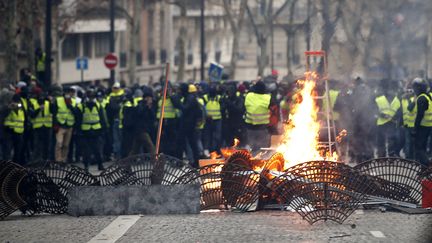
[
  {"xmin": 200, "ymin": 0, "xmax": 205, "ymax": 81},
  {"xmin": 44, "ymin": 0, "xmax": 52, "ymax": 86},
  {"xmin": 109, "ymin": 0, "xmax": 115, "ymax": 85}
]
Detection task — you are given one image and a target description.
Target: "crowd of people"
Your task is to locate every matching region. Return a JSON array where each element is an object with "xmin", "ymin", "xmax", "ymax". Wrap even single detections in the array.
[{"xmin": 1, "ymin": 72, "xmax": 432, "ymax": 171}]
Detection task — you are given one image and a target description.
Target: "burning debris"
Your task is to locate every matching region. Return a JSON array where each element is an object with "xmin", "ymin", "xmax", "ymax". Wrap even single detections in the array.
[{"xmin": 276, "ymin": 72, "xmax": 338, "ymax": 169}]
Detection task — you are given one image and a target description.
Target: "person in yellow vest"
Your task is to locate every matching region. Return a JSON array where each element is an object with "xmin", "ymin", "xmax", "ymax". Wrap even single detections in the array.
[
  {"xmin": 130, "ymin": 91, "xmax": 156, "ymax": 157},
  {"xmin": 77, "ymin": 89, "xmax": 106, "ymax": 171},
  {"xmin": 171, "ymin": 83, "xmax": 201, "ymax": 167},
  {"xmin": 53, "ymin": 87, "xmax": 77, "ymax": 162},
  {"xmin": 244, "ymin": 80, "xmax": 272, "ymax": 151},
  {"xmin": 97, "ymin": 89, "xmax": 111, "ymax": 161},
  {"xmin": 3, "ymin": 95, "xmax": 26, "ymax": 165},
  {"xmin": 203, "ymin": 86, "xmax": 223, "ymax": 153},
  {"xmin": 29, "ymin": 90, "xmax": 53, "ymax": 161},
  {"xmin": 156, "ymin": 84, "xmax": 179, "ymax": 157},
  {"xmin": 411, "ymin": 78, "xmax": 432, "ymax": 167},
  {"xmin": 400, "ymin": 87, "xmax": 416, "ymax": 159},
  {"xmin": 222, "ymin": 84, "xmax": 245, "ymax": 146},
  {"xmin": 106, "ymin": 82, "xmax": 125, "ymax": 159},
  {"xmin": 375, "ymin": 79, "xmax": 401, "ymax": 157},
  {"xmin": 35, "ymin": 47, "xmax": 46, "ymax": 83},
  {"xmin": 120, "ymin": 89, "xmax": 135, "ymax": 158}
]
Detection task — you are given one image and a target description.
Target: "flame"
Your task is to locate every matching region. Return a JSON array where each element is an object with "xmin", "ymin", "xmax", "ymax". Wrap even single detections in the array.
[
  {"xmin": 210, "ymin": 151, "xmax": 221, "ymax": 160},
  {"xmin": 233, "ymin": 138, "xmax": 240, "ymax": 147},
  {"xmin": 220, "ymin": 138, "xmax": 241, "ymax": 158},
  {"xmin": 277, "ymin": 72, "xmax": 338, "ymax": 169},
  {"xmin": 336, "ymin": 129, "xmax": 347, "ymax": 143}
]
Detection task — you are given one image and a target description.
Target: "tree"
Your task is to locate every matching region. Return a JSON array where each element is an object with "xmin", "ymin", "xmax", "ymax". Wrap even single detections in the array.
[
  {"xmin": 127, "ymin": 0, "xmax": 142, "ymax": 84},
  {"xmin": 245, "ymin": 0, "xmax": 293, "ymax": 76},
  {"xmin": 1, "ymin": 0, "xmax": 18, "ymax": 86},
  {"xmin": 222, "ymin": 0, "xmax": 247, "ymax": 79},
  {"xmin": 320, "ymin": 0, "xmax": 343, "ymax": 73}
]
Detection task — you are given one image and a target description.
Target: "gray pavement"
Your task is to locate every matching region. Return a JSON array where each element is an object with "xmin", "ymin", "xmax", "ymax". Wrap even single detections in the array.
[{"xmin": 1, "ymin": 210, "xmax": 431, "ymax": 243}]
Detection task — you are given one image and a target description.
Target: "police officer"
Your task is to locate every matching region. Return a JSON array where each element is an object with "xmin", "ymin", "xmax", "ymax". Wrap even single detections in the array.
[
  {"xmin": 375, "ymin": 79, "xmax": 401, "ymax": 157},
  {"xmin": 244, "ymin": 81, "xmax": 271, "ymax": 151},
  {"xmin": 77, "ymin": 89, "xmax": 106, "ymax": 171},
  {"xmin": 3, "ymin": 95, "xmax": 26, "ymax": 165},
  {"xmin": 412, "ymin": 78, "xmax": 432, "ymax": 167}
]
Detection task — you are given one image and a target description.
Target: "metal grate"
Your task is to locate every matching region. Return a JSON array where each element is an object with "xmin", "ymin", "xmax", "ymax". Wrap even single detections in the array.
[
  {"xmin": 355, "ymin": 157, "xmax": 432, "ymax": 205},
  {"xmin": 0, "ymin": 161, "xmax": 28, "ymax": 219},
  {"xmin": 99, "ymin": 154, "xmax": 196, "ymax": 185},
  {"xmin": 271, "ymin": 161, "xmax": 376, "ymax": 224},
  {"xmin": 19, "ymin": 169, "xmax": 68, "ymax": 214}
]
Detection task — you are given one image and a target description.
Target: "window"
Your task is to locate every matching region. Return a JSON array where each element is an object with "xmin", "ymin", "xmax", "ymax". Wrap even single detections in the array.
[
  {"xmin": 148, "ymin": 49, "xmax": 156, "ymax": 65},
  {"xmin": 83, "ymin": 34, "xmax": 92, "ymax": 57},
  {"xmin": 136, "ymin": 51, "xmax": 142, "ymax": 66},
  {"xmin": 215, "ymin": 51, "xmax": 222, "ymax": 63},
  {"xmin": 187, "ymin": 54, "xmax": 193, "ymax": 65},
  {"xmin": 94, "ymin": 32, "xmax": 110, "ymax": 57},
  {"xmin": 62, "ymin": 34, "xmax": 79, "ymax": 59},
  {"xmin": 120, "ymin": 52, "xmax": 127, "ymax": 68},
  {"xmin": 160, "ymin": 49, "xmax": 167, "ymax": 63}
]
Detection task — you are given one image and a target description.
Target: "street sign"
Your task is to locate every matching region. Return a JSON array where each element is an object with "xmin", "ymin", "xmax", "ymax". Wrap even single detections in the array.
[
  {"xmin": 208, "ymin": 62, "xmax": 224, "ymax": 82},
  {"xmin": 76, "ymin": 57, "xmax": 88, "ymax": 70},
  {"xmin": 104, "ymin": 53, "xmax": 118, "ymax": 70}
]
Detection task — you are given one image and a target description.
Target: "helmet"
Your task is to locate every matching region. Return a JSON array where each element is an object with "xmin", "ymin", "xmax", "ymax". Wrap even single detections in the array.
[
  {"xmin": 188, "ymin": 84, "xmax": 197, "ymax": 93},
  {"xmin": 413, "ymin": 77, "xmax": 426, "ymax": 85}
]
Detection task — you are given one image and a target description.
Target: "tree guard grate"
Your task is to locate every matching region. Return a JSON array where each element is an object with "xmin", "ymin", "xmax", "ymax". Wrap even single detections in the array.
[
  {"xmin": 355, "ymin": 157, "xmax": 432, "ymax": 205},
  {"xmin": 271, "ymin": 161, "xmax": 377, "ymax": 224}
]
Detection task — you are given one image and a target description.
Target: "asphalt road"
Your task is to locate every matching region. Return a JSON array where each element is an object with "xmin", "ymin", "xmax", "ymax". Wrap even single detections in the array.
[{"xmin": 1, "ymin": 210, "xmax": 431, "ymax": 243}]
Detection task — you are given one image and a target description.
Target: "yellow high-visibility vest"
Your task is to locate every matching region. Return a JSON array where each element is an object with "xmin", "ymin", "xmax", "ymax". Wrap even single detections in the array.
[
  {"xmin": 417, "ymin": 94, "xmax": 432, "ymax": 127},
  {"xmin": 133, "ymin": 97, "xmax": 143, "ymax": 106},
  {"xmin": 401, "ymin": 97, "xmax": 416, "ymax": 128},
  {"xmin": 4, "ymin": 108, "xmax": 25, "ymax": 134},
  {"xmin": 109, "ymin": 89, "xmax": 125, "ymax": 98},
  {"xmin": 204, "ymin": 95, "xmax": 222, "ymax": 120},
  {"xmin": 323, "ymin": 89, "xmax": 340, "ymax": 121},
  {"xmin": 375, "ymin": 95, "xmax": 400, "ymax": 125},
  {"xmin": 244, "ymin": 92, "xmax": 271, "ymax": 125},
  {"xmin": 78, "ymin": 103, "xmax": 102, "ymax": 131},
  {"xmin": 37, "ymin": 53, "xmax": 46, "ymax": 72},
  {"xmin": 119, "ymin": 101, "xmax": 133, "ymax": 129},
  {"xmin": 197, "ymin": 98, "xmax": 205, "ymax": 129},
  {"xmin": 157, "ymin": 98, "xmax": 177, "ymax": 119},
  {"xmin": 56, "ymin": 97, "xmax": 76, "ymax": 126},
  {"xmin": 30, "ymin": 99, "xmax": 52, "ymax": 129}
]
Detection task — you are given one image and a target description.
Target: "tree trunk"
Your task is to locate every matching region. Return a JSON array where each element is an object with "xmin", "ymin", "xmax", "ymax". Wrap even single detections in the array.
[
  {"xmin": 4, "ymin": 0, "xmax": 18, "ymax": 86},
  {"xmin": 258, "ymin": 37, "xmax": 267, "ymax": 76},
  {"xmin": 176, "ymin": 4, "xmax": 187, "ymax": 81},
  {"xmin": 128, "ymin": 0, "xmax": 141, "ymax": 85},
  {"xmin": 21, "ymin": 1, "xmax": 35, "ymax": 73},
  {"xmin": 230, "ymin": 30, "xmax": 240, "ymax": 79}
]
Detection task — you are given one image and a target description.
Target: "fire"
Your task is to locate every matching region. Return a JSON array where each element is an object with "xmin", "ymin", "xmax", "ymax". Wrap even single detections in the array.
[
  {"xmin": 233, "ymin": 138, "xmax": 240, "ymax": 147},
  {"xmin": 277, "ymin": 72, "xmax": 338, "ymax": 169},
  {"xmin": 210, "ymin": 151, "xmax": 221, "ymax": 160},
  {"xmin": 220, "ymin": 138, "xmax": 241, "ymax": 158}
]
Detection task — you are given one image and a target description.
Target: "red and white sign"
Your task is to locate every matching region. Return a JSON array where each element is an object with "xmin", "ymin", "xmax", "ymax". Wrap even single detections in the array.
[{"xmin": 104, "ymin": 53, "xmax": 118, "ymax": 70}]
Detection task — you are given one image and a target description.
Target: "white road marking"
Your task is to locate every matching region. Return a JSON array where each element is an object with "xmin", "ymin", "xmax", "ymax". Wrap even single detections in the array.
[
  {"xmin": 88, "ymin": 215, "xmax": 141, "ymax": 243},
  {"xmin": 370, "ymin": 231, "xmax": 386, "ymax": 238}
]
